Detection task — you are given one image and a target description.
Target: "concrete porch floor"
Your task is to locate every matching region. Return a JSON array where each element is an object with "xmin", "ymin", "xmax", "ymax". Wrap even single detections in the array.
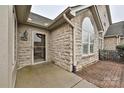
[{"xmin": 15, "ymin": 62, "xmax": 98, "ymax": 88}]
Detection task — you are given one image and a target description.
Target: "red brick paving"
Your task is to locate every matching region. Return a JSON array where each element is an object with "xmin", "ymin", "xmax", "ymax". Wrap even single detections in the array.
[{"xmin": 76, "ymin": 61, "xmax": 124, "ymax": 88}]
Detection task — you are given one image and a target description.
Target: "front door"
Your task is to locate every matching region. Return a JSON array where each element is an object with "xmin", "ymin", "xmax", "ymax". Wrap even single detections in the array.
[{"xmin": 33, "ymin": 32, "xmax": 46, "ymax": 64}]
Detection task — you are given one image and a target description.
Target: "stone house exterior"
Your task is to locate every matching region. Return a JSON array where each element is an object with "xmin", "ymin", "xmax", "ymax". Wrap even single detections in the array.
[
  {"xmin": 104, "ymin": 21, "xmax": 124, "ymax": 50},
  {"xmin": 0, "ymin": 5, "xmax": 111, "ymax": 87}
]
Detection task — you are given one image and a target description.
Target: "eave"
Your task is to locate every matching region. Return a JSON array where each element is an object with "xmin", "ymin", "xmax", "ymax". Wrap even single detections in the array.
[
  {"xmin": 15, "ymin": 6, "xmax": 74, "ymax": 30},
  {"xmin": 15, "ymin": 5, "xmax": 31, "ymax": 24},
  {"xmin": 15, "ymin": 5, "xmax": 110, "ymax": 31},
  {"xmin": 48, "ymin": 7, "xmax": 73, "ymax": 30},
  {"xmin": 104, "ymin": 35, "xmax": 119, "ymax": 38}
]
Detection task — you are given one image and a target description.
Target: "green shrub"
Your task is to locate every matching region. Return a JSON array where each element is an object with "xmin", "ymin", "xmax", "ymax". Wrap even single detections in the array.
[
  {"xmin": 116, "ymin": 44, "xmax": 124, "ymax": 61},
  {"xmin": 116, "ymin": 44, "xmax": 124, "ymax": 50}
]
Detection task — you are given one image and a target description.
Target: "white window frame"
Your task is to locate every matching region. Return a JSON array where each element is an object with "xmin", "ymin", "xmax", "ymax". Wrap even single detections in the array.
[
  {"xmin": 82, "ymin": 17, "xmax": 95, "ymax": 56},
  {"xmin": 98, "ymin": 37, "xmax": 103, "ymax": 49}
]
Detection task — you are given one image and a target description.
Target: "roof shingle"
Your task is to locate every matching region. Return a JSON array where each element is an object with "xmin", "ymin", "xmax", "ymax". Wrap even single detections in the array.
[
  {"xmin": 28, "ymin": 12, "xmax": 53, "ymax": 27},
  {"xmin": 105, "ymin": 21, "xmax": 124, "ymax": 37}
]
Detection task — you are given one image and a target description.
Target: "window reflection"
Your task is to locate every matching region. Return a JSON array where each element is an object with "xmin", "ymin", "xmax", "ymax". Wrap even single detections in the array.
[
  {"xmin": 82, "ymin": 17, "xmax": 95, "ymax": 54},
  {"xmin": 34, "ymin": 32, "xmax": 46, "ymax": 62}
]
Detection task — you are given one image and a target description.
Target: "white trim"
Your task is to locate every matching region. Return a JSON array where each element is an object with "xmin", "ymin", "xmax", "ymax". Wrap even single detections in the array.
[
  {"xmin": 102, "ymin": 37, "xmax": 104, "ymax": 49},
  {"xmin": 82, "ymin": 53, "xmax": 95, "ymax": 58},
  {"xmin": 99, "ymin": 37, "xmax": 103, "ymax": 39},
  {"xmin": 73, "ymin": 27, "xmax": 76, "ymax": 66},
  {"xmin": 118, "ymin": 36, "xmax": 121, "ymax": 44},
  {"xmin": 117, "ymin": 36, "xmax": 119, "ymax": 45},
  {"xmin": 99, "ymin": 37, "xmax": 104, "ymax": 49},
  {"xmin": 32, "ymin": 31, "xmax": 48, "ymax": 65},
  {"xmin": 13, "ymin": 6, "xmax": 17, "ymax": 65},
  {"xmin": 99, "ymin": 31, "xmax": 103, "ymax": 33},
  {"xmin": 32, "ymin": 61, "xmax": 47, "ymax": 65},
  {"xmin": 70, "ymin": 5, "xmax": 92, "ymax": 16},
  {"xmin": 99, "ymin": 31, "xmax": 103, "ymax": 49},
  {"xmin": 120, "ymin": 36, "xmax": 124, "ymax": 39},
  {"xmin": 104, "ymin": 35, "xmax": 118, "ymax": 38}
]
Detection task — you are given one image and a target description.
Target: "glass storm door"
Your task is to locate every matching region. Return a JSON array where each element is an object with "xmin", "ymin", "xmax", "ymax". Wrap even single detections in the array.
[{"xmin": 33, "ymin": 32, "xmax": 46, "ymax": 63}]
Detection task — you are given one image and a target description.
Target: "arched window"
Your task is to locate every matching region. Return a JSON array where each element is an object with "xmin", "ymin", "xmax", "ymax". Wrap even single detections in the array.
[{"xmin": 82, "ymin": 17, "xmax": 95, "ymax": 54}]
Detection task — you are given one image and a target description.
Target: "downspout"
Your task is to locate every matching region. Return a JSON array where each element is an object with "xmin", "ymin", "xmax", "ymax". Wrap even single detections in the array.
[
  {"xmin": 118, "ymin": 36, "xmax": 121, "ymax": 44},
  {"xmin": 117, "ymin": 35, "xmax": 119, "ymax": 45},
  {"xmin": 63, "ymin": 14, "xmax": 76, "ymax": 72},
  {"xmin": 63, "ymin": 14, "xmax": 74, "ymax": 27}
]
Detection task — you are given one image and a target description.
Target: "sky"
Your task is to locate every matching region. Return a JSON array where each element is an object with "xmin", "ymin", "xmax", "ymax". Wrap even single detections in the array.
[
  {"xmin": 31, "ymin": 5, "xmax": 124, "ymax": 23},
  {"xmin": 110, "ymin": 5, "xmax": 124, "ymax": 23},
  {"xmin": 31, "ymin": 5, "xmax": 68, "ymax": 20}
]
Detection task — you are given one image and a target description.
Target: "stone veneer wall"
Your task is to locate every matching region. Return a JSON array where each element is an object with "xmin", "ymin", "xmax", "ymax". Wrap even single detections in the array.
[
  {"xmin": 96, "ymin": 5, "xmax": 111, "ymax": 51},
  {"xmin": 96, "ymin": 5, "xmax": 110, "ymax": 34},
  {"xmin": 71, "ymin": 9, "xmax": 99, "ymax": 71},
  {"xmin": 120, "ymin": 38, "xmax": 124, "ymax": 45},
  {"xmin": 17, "ymin": 6, "xmax": 110, "ymax": 72},
  {"xmin": 17, "ymin": 24, "xmax": 50, "ymax": 68},
  {"xmin": 104, "ymin": 37, "xmax": 117, "ymax": 50},
  {"xmin": 49, "ymin": 23, "xmax": 73, "ymax": 72}
]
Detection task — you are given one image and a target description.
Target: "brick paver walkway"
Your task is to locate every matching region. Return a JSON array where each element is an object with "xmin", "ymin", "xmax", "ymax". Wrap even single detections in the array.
[{"xmin": 76, "ymin": 61, "xmax": 124, "ymax": 88}]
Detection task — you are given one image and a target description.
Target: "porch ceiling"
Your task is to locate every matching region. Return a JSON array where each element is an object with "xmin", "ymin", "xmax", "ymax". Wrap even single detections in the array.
[
  {"xmin": 15, "ymin": 5, "xmax": 74, "ymax": 30},
  {"xmin": 15, "ymin": 5, "xmax": 31, "ymax": 23}
]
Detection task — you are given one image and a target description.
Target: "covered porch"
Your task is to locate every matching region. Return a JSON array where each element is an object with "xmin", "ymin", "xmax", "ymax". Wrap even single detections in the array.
[{"xmin": 15, "ymin": 62, "xmax": 97, "ymax": 88}]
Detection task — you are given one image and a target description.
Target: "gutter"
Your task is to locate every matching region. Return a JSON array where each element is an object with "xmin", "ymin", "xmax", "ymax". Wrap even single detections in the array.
[
  {"xmin": 104, "ymin": 35, "xmax": 119, "ymax": 38},
  {"xmin": 120, "ymin": 37, "xmax": 124, "ymax": 39},
  {"xmin": 63, "ymin": 13, "xmax": 76, "ymax": 72},
  {"xmin": 106, "ymin": 5, "xmax": 112, "ymax": 25},
  {"xmin": 63, "ymin": 14, "xmax": 74, "ymax": 27}
]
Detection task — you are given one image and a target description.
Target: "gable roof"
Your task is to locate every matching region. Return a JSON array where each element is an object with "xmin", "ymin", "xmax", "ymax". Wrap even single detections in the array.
[
  {"xmin": 27, "ymin": 5, "xmax": 98, "ymax": 30},
  {"xmin": 26, "ymin": 7, "xmax": 72, "ymax": 30},
  {"xmin": 15, "ymin": 5, "xmax": 112, "ymax": 30},
  {"xmin": 70, "ymin": 5, "xmax": 92, "ymax": 16},
  {"xmin": 105, "ymin": 21, "xmax": 124, "ymax": 37}
]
